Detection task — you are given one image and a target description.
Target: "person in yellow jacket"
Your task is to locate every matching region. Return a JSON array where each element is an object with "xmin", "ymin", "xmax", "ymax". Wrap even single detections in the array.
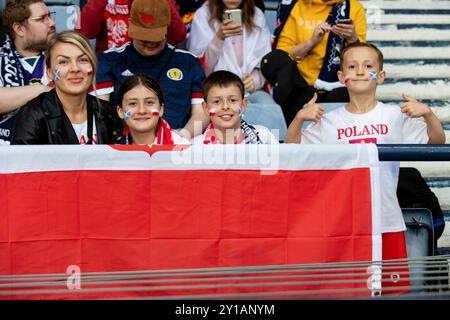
[{"xmin": 261, "ymin": 0, "xmax": 366, "ymax": 126}]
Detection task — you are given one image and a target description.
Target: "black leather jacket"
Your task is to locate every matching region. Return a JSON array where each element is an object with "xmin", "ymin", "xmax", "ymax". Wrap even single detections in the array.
[{"xmin": 12, "ymin": 89, "xmax": 123, "ymax": 144}]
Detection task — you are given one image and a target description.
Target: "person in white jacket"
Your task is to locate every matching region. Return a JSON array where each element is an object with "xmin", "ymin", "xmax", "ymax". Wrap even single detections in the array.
[{"xmin": 187, "ymin": 0, "xmax": 286, "ymax": 141}]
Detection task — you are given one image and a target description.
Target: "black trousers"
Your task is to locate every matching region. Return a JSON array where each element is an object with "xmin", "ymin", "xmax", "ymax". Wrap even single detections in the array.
[{"xmin": 261, "ymin": 49, "xmax": 350, "ymax": 126}]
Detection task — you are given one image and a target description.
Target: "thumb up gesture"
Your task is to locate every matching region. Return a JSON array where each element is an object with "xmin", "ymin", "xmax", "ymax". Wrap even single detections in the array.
[
  {"xmin": 400, "ymin": 94, "xmax": 431, "ymax": 118},
  {"xmin": 296, "ymin": 93, "xmax": 325, "ymax": 122}
]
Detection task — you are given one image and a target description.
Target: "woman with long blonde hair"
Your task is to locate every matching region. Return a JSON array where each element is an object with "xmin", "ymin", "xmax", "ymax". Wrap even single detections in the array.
[{"xmin": 12, "ymin": 30, "xmax": 122, "ymax": 144}]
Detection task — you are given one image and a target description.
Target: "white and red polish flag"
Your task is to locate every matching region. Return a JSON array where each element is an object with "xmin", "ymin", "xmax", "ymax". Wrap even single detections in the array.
[{"xmin": 0, "ymin": 144, "xmax": 382, "ymax": 299}]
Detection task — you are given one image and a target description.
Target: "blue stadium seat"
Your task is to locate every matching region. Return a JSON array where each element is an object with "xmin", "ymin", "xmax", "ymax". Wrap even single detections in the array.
[
  {"xmin": 402, "ymin": 208, "xmax": 435, "ymax": 290},
  {"xmin": 265, "ymin": 8, "xmax": 277, "ymax": 35},
  {"xmin": 403, "ymin": 208, "xmax": 435, "ymax": 257},
  {"xmin": 48, "ymin": 4, "xmax": 80, "ymax": 32}
]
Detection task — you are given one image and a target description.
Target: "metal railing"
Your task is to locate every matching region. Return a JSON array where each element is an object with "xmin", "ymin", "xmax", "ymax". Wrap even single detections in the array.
[
  {"xmin": 377, "ymin": 144, "xmax": 450, "ymax": 161},
  {"xmin": 1, "ymin": 255, "xmax": 449, "ymax": 299}
]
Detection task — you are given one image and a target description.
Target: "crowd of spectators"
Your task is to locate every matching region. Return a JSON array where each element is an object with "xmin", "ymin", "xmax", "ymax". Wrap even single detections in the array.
[
  {"xmin": 0, "ymin": 0, "xmax": 446, "ymax": 251},
  {"xmin": 1, "ymin": 0, "xmax": 370, "ymax": 145}
]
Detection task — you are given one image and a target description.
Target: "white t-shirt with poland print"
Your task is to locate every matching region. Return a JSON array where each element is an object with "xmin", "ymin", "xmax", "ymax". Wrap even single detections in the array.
[
  {"xmin": 301, "ymin": 102, "xmax": 428, "ymax": 233},
  {"xmin": 71, "ymin": 117, "xmax": 98, "ymax": 144}
]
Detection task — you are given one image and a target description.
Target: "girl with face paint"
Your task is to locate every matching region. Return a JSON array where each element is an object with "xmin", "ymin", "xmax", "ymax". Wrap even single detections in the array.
[
  {"xmin": 115, "ymin": 74, "xmax": 190, "ymax": 145},
  {"xmin": 11, "ymin": 31, "xmax": 123, "ymax": 145}
]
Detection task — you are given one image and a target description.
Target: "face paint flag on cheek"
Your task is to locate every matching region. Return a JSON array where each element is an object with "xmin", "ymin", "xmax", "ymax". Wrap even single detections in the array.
[
  {"xmin": 151, "ymin": 108, "xmax": 160, "ymax": 116},
  {"xmin": 85, "ymin": 68, "xmax": 93, "ymax": 76},
  {"xmin": 209, "ymin": 108, "xmax": 216, "ymax": 117},
  {"xmin": 238, "ymin": 106, "xmax": 244, "ymax": 118},
  {"xmin": 124, "ymin": 109, "xmax": 132, "ymax": 121},
  {"xmin": 53, "ymin": 68, "xmax": 61, "ymax": 81},
  {"xmin": 344, "ymin": 76, "xmax": 351, "ymax": 85},
  {"xmin": 369, "ymin": 71, "xmax": 378, "ymax": 80}
]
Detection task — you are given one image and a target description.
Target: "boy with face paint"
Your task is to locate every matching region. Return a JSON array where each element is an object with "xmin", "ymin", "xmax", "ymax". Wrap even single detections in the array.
[
  {"xmin": 192, "ymin": 70, "xmax": 278, "ymax": 144},
  {"xmin": 284, "ymin": 42, "xmax": 445, "ymax": 294},
  {"xmin": 285, "ymin": 42, "xmax": 444, "ymax": 145}
]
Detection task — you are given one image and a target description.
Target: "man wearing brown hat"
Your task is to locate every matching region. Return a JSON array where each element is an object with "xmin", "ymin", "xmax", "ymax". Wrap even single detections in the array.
[{"xmin": 94, "ymin": 0, "xmax": 208, "ymax": 138}]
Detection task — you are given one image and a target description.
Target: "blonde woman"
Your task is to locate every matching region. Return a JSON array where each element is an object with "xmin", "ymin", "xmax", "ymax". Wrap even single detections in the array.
[{"xmin": 12, "ymin": 30, "xmax": 122, "ymax": 144}]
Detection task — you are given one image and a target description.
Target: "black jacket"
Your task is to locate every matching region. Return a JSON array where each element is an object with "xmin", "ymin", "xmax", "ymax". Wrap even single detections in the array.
[{"xmin": 11, "ymin": 89, "xmax": 123, "ymax": 144}]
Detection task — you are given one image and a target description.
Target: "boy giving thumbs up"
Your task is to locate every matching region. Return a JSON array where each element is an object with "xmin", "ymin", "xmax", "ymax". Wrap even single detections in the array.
[{"xmin": 284, "ymin": 42, "xmax": 445, "ymax": 294}]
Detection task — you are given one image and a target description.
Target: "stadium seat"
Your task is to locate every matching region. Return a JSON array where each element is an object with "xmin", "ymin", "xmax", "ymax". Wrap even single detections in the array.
[
  {"xmin": 402, "ymin": 208, "xmax": 435, "ymax": 290},
  {"xmin": 403, "ymin": 208, "xmax": 435, "ymax": 257},
  {"xmin": 47, "ymin": 4, "xmax": 80, "ymax": 32},
  {"xmin": 264, "ymin": 8, "xmax": 277, "ymax": 35}
]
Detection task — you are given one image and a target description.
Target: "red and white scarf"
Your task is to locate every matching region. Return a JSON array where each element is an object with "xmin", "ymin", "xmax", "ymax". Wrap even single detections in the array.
[
  {"xmin": 202, "ymin": 120, "xmax": 262, "ymax": 144},
  {"xmin": 104, "ymin": 0, "xmax": 131, "ymax": 49},
  {"xmin": 118, "ymin": 118, "xmax": 174, "ymax": 145}
]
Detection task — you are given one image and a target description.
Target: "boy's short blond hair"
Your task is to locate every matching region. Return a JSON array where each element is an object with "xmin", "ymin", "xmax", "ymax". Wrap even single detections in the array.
[{"xmin": 340, "ymin": 42, "xmax": 384, "ymax": 70}]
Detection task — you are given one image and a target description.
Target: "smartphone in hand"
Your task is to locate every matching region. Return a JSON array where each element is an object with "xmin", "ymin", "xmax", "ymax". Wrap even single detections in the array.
[
  {"xmin": 336, "ymin": 18, "xmax": 353, "ymax": 25},
  {"xmin": 224, "ymin": 9, "xmax": 242, "ymax": 26}
]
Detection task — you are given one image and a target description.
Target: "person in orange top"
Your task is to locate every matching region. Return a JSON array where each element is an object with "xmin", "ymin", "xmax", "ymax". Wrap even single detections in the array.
[{"xmin": 262, "ymin": 0, "xmax": 366, "ymax": 126}]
